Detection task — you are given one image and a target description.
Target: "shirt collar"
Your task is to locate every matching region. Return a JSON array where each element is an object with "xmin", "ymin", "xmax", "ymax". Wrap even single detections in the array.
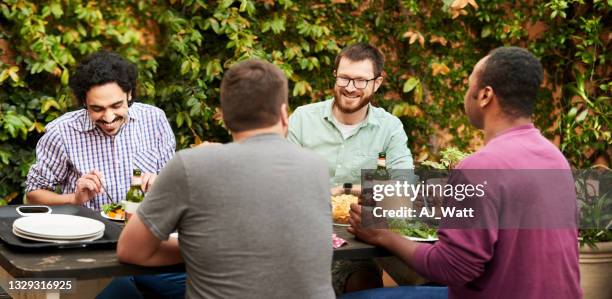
[
  {"xmin": 488, "ymin": 123, "xmax": 536, "ymax": 143},
  {"xmin": 322, "ymin": 98, "xmax": 380, "ymax": 128},
  {"xmin": 79, "ymin": 106, "xmax": 138, "ymax": 132}
]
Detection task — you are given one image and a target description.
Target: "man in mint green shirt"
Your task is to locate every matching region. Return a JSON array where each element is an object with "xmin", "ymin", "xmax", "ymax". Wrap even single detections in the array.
[
  {"xmin": 288, "ymin": 43, "xmax": 415, "ymax": 295},
  {"xmin": 288, "ymin": 43, "xmax": 414, "ymax": 189}
]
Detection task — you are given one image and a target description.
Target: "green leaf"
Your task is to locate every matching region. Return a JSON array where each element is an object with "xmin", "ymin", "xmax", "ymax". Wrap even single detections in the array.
[
  {"xmin": 60, "ymin": 68, "xmax": 69, "ymax": 86},
  {"xmin": 0, "ymin": 70, "xmax": 9, "ymax": 83},
  {"xmin": 0, "ymin": 150, "xmax": 10, "ymax": 165},
  {"xmin": 42, "ymin": 60, "xmax": 57, "ymax": 73},
  {"xmin": 41, "ymin": 99, "xmax": 61, "ymax": 113},
  {"xmin": 4, "ymin": 114, "xmax": 23, "ymax": 127},
  {"xmin": 481, "ymin": 26, "xmax": 492, "ymax": 38},
  {"xmin": 176, "ymin": 112, "xmax": 184, "ymax": 127},
  {"xmin": 568, "ymin": 107, "xmax": 578, "ymax": 119},
  {"xmin": 576, "ymin": 110, "xmax": 588, "ymax": 123},
  {"xmin": 180, "ymin": 60, "xmax": 190, "ymax": 75},
  {"xmin": 221, "ymin": 0, "xmax": 235, "ymax": 9},
  {"xmin": 50, "ymin": 2, "xmax": 63, "ymax": 18},
  {"xmin": 403, "ymin": 77, "xmax": 420, "ymax": 93}
]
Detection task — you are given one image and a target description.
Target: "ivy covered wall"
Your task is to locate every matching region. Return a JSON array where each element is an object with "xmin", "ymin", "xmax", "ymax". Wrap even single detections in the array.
[{"xmin": 0, "ymin": 0, "xmax": 610, "ymax": 202}]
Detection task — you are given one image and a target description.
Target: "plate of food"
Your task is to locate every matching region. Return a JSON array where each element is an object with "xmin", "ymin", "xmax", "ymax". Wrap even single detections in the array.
[
  {"xmin": 388, "ymin": 219, "xmax": 438, "ymax": 242},
  {"xmin": 332, "ymin": 193, "xmax": 359, "ymax": 226},
  {"xmin": 101, "ymin": 203, "xmax": 125, "ymax": 221}
]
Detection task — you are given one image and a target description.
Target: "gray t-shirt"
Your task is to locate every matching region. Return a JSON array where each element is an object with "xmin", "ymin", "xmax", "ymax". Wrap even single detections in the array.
[{"xmin": 138, "ymin": 133, "xmax": 334, "ymax": 299}]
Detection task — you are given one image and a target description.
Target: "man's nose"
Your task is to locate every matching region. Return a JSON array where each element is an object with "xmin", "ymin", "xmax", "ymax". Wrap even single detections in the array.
[
  {"xmin": 345, "ymin": 80, "xmax": 357, "ymax": 92},
  {"xmin": 103, "ymin": 110, "xmax": 115, "ymax": 122}
]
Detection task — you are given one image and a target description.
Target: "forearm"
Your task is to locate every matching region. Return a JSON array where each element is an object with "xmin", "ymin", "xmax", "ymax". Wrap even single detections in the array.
[
  {"xmin": 141, "ymin": 238, "xmax": 183, "ymax": 266},
  {"xmin": 117, "ymin": 213, "xmax": 183, "ymax": 266},
  {"xmin": 378, "ymin": 231, "xmax": 421, "ymax": 267},
  {"xmin": 26, "ymin": 190, "xmax": 74, "ymax": 205},
  {"xmin": 122, "ymin": 238, "xmax": 183, "ymax": 267}
]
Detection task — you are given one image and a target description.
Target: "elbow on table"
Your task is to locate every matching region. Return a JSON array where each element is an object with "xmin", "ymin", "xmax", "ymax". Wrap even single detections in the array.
[
  {"xmin": 25, "ymin": 191, "xmax": 42, "ymax": 204},
  {"xmin": 116, "ymin": 242, "xmax": 142, "ymax": 265}
]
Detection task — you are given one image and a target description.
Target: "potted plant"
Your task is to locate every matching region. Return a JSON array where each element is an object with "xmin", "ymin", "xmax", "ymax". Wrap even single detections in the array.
[{"xmin": 576, "ymin": 168, "xmax": 612, "ymax": 299}]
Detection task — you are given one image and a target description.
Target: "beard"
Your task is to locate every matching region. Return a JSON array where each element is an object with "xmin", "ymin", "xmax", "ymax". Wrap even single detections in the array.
[{"xmin": 333, "ymin": 88, "xmax": 372, "ymax": 114}]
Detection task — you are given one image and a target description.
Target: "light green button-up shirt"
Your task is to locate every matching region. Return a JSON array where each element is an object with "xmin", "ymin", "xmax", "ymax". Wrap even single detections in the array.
[{"xmin": 288, "ymin": 99, "xmax": 414, "ymax": 186}]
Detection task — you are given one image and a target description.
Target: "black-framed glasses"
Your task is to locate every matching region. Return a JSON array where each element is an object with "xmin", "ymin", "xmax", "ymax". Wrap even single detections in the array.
[{"xmin": 334, "ymin": 75, "xmax": 379, "ymax": 89}]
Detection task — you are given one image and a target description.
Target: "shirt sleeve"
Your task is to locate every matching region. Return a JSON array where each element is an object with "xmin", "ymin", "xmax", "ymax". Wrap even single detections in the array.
[
  {"xmin": 385, "ymin": 119, "xmax": 414, "ymax": 181},
  {"xmin": 287, "ymin": 107, "xmax": 303, "ymax": 146},
  {"xmin": 25, "ymin": 128, "xmax": 69, "ymax": 193},
  {"xmin": 137, "ymin": 152, "xmax": 188, "ymax": 240},
  {"xmin": 411, "ymin": 166, "xmax": 499, "ymax": 285},
  {"xmin": 155, "ymin": 110, "xmax": 176, "ymax": 173}
]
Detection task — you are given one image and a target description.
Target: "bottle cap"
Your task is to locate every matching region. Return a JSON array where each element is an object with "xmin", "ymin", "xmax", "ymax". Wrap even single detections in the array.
[{"xmin": 343, "ymin": 183, "xmax": 352, "ymax": 194}]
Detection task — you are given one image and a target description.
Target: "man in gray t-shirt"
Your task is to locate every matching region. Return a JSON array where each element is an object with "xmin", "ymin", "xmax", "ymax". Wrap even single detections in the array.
[{"xmin": 117, "ymin": 60, "xmax": 335, "ymax": 299}]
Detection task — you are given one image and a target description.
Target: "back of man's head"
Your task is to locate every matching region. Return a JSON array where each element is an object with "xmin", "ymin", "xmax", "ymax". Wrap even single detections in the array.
[
  {"xmin": 334, "ymin": 43, "xmax": 385, "ymax": 76},
  {"xmin": 479, "ymin": 47, "xmax": 543, "ymax": 118},
  {"xmin": 220, "ymin": 59, "xmax": 288, "ymax": 133}
]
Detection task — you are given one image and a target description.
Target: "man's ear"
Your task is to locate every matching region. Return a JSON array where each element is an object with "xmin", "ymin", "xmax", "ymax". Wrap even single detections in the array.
[
  {"xmin": 127, "ymin": 91, "xmax": 133, "ymax": 107},
  {"xmin": 280, "ymin": 103, "xmax": 289, "ymax": 126},
  {"xmin": 479, "ymin": 86, "xmax": 494, "ymax": 108},
  {"xmin": 373, "ymin": 75, "xmax": 384, "ymax": 92}
]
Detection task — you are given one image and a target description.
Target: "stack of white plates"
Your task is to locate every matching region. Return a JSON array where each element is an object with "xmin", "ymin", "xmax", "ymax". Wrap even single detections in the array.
[{"xmin": 12, "ymin": 214, "xmax": 105, "ymax": 243}]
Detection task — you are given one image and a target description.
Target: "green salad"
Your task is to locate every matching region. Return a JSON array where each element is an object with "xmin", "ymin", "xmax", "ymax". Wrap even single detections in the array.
[
  {"xmin": 102, "ymin": 202, "xmax": 123, "ymax": 214},
  {"xmin": 388, "ymin": 219, "xmax": 438, "ymax": 239}
]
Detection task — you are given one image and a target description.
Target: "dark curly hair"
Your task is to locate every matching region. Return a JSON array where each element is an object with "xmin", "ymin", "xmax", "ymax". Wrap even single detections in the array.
[
  {"xmin": 479, "ymin": 47, "xmax": 543, "ymax": 118},
  {"xmin": 69, "ymin": 51, "xmax": 137, "ymax": 107}
]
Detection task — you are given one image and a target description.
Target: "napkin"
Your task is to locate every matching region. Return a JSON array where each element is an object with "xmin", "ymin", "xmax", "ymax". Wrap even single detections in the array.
[{"xmin": 332, "ymin": 233, "xmax": 347, "ymax": 248}]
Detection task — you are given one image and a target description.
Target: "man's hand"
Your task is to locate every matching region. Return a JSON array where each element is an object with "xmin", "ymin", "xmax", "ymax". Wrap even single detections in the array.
[
  {"xmin": 141, "ymin": 173, "xmax": 157, "ymax": 192},
  {"xmin": 348, "ymin": 203, "xmax": 421, "ymax": 268},
  {"xmin": 73, "ymin": 170, "xmax": 104, "ymax": 205},
  {"xmin": 347, "ymin": 203, "xmax": 393, "ymax": 247}
]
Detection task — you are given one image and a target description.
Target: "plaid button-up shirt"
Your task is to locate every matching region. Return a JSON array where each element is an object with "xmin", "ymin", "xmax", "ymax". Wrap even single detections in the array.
[{"xmin": 26, "ymin": 103, "xmax": 176, "ymax": 211}]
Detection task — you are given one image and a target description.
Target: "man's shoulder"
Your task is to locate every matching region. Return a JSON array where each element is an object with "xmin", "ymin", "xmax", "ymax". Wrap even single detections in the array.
[
  {"xmin": 179, "ymin": 138, "xmax": 326, "ymax": 167},
  {"xmin": 292, "ymin": 99, "xmax": 330, "ymax": 117},
  {"xmin": 130, "ymin": 102, "xmax": 166, "ymax": 118},
  {"xmin": 45, "ymin": 109, "xmax": 86, "ymax": 132},
  {"xmin": 369, "ymin": 105, "xmax": 403, "ymax": 127}
]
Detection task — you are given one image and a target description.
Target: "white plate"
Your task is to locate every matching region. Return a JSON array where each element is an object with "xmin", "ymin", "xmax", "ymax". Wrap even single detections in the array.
[
  {"xmin": 404, "ymin": 235, "xmax": 438, "ymax": 242},
  {"xmin": 13, "ymin": 225, "xmax": 101, "ymax": 240},
  {"xmin": 100, "ymin": 211, "xmax": 124, "ymax": 221},
  {"xmin": 12, "ymin": 228, "xmax": 104, "ymax": 243},
  {"xmin": 13, "ymin": 214, "xmax": 105, "ymax": 239},
  {"xmin": 333, "ymin": 222, "xmax": 350, "ymax": 227}
]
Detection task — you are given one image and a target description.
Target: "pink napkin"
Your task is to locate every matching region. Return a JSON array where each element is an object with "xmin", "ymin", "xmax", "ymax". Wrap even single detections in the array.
[{"xmin": 332, "ymin": 233, "xmax": 347, "ymax": 248}]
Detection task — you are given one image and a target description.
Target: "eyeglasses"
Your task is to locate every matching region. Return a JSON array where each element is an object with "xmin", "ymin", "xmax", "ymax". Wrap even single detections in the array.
[{"xmin": 334, "ymin": 75, "xmax": 379, "ymax": 89}]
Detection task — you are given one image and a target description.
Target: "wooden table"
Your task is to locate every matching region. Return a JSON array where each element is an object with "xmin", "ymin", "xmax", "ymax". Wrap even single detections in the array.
[
  {"xmin": 333, "ymin": 226, "xmax": 391, "ymax": 260},
  {"xmin": 0, "ymin": 241, "xmax": 184, "ymax": 299},
  {"xmin": 0, "ymin": 224, "xmax": 389, "ymax": 298}
]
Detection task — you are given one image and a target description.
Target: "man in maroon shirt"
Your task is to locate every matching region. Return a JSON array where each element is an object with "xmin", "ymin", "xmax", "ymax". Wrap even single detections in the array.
[{"xmin": 344, "ymin": 47, "xmax": 582, "ymax": 299}]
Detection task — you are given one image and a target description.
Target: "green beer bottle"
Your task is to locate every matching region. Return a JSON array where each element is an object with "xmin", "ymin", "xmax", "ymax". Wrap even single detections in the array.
[
  {"xmin": 124, "ymin": 168, "xmax": 144, "ymax": 223},
  {"xmin": 373, "ymin": 152, "xmax": 390, "ymax": 180}
]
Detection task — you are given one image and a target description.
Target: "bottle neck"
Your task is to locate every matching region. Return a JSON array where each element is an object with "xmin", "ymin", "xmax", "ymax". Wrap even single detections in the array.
[{"xmin": 377, "ymin": 158, "xmax": 386, "ymax": 168}]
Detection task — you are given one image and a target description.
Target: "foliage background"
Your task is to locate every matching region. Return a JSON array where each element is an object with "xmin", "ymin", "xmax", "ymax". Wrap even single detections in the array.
[{"xmin": 0, "ymin": 0, "xmax": 610, "ymax": 202}]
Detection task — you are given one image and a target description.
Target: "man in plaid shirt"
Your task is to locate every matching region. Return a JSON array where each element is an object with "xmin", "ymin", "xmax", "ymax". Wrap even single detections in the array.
[
  {"xmin": 26, "ymin": 51, "xmax": 175, "ymax": 211},
  {"xmin": 26, "ymin": 52, "xmax": 185, "ymax": 298}
]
